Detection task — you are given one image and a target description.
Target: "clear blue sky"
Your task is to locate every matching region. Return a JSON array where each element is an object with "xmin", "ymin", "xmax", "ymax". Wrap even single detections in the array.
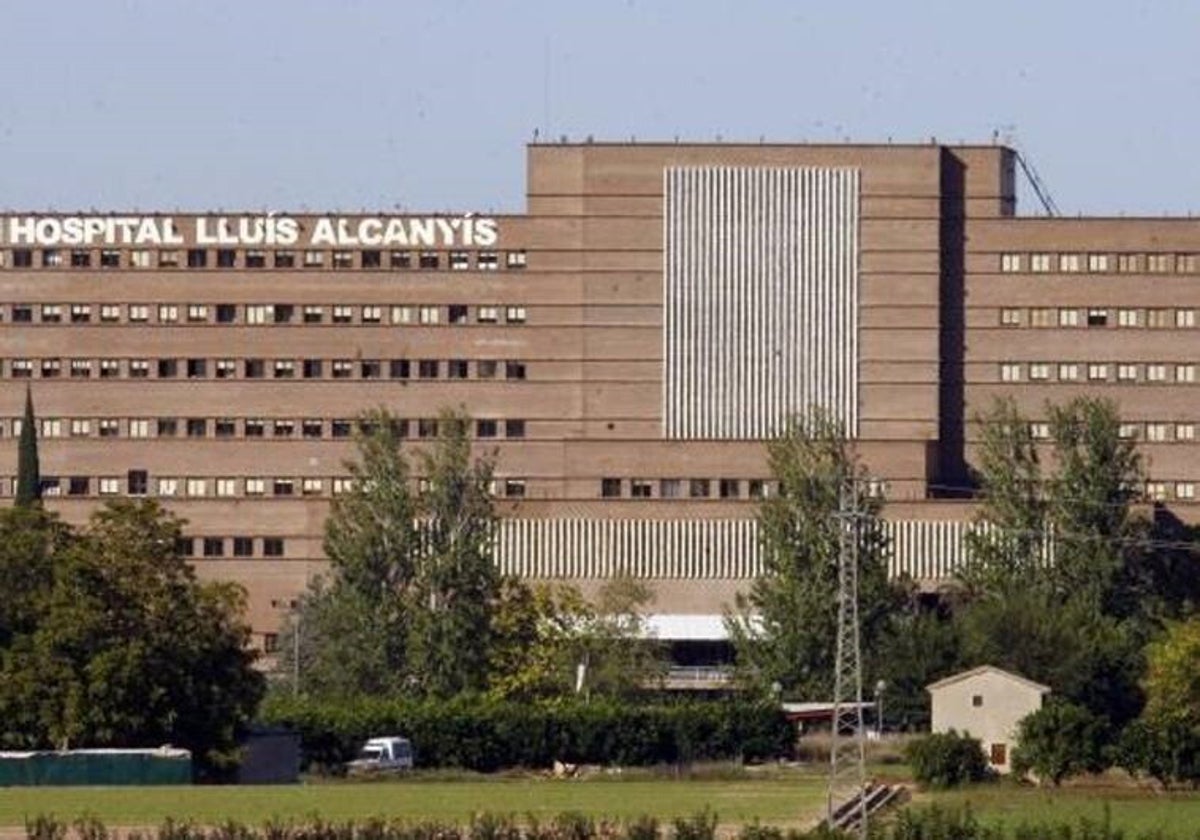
[{"xmin": 4, "ymin": 0, "xmax": 1199, "ymax": 216}]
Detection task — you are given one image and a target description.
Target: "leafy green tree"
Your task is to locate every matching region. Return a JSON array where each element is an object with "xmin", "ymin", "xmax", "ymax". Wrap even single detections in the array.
[
  {"xmin": 573, "ymin": 574, "xmax": 665, "ymax": 699},
  {"xmin": 727, "ymin": 409, "xmax": 895, "ymax": 699},
  {"xmin": 874, "ymin": 594, "xmax": 963, "ymax": 729},
  {"xmin": 0, "ymin": 500, "xmax": 263, "ymax": 776},
  {"xmin": 1142, "ymin": 617, "xmax": 1200, "ymax": 721},
  {"xmin": 1012, "ymin": 700, "xmax": 1112, "ymax": 785},
  {"xmin": 0, "ymin": 506, "xmax": 69, "ymax": 647},
  {"xmin": 15, "ymin": 386, "xmax": 40, "ymax": 508}
]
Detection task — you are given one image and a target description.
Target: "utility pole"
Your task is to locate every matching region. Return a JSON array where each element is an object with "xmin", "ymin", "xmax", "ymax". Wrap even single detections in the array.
[{"xmin": 827, "ymin": 475, "xmax": 868, "ymax": 837}]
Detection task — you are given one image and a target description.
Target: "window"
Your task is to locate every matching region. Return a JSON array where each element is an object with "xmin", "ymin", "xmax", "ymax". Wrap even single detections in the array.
[
  {"xmin": 215, "ymin": 359, "xmax": 236, "ymax": 379},
  {"xmin": 11, "ymin": 249, "xmax": 32, "ymax": 267},
  {"xmin": 1030, "ymin": 423, "xmax": 1051, "ymax": 440},
  {"xmin": 418, "ymin": 305, "xmax": 439, "ymax": 324},
  {"xmin": 1117, "ymin": 364, "xmax": 1139, "ymax": 381},
  {"xmin": 419, "ymin": 251, "xmax": 439, "ymax": 269},
  {"xmin": 98, "ymin": 477, "xmax": 120, "ymax": 495},
  {"xmin": 660, "ymin": 479, "xmax": 682, "ymax": 498},
  {"xmin": 70, "ymin": 359, "xmax": 92, "ymax": 378},
  {"xmin": 233, "ymin": 537, "xmax": 254, "ymax": 557},
  {"xmin": 128, "ymin": 419, "xmax": 149, "ymax": 438},
  {"xmin": 447, "ymin": 359, "xmax": 469, "ymax": 379},
  {"xmin": 187, "ymin": 304, "xmax": 208, "ymax": 322},
  {"xmin": 390, "ymin": 305, "xmax": 413, "ymax": 324},
  {"xmin": 1148, "ymin": 309, "xmax": 1171, "ymax": 328},
  {"xmin": 11, "ymin": 359, "xmax": 32, "ymax": 378},
  {"xmin": 244, "ymin": 359, "xmax": 265, "ymax": 378},
  {"xmin": 158, "ymin": 304, "xmax": 179, "ymax": 323},
  {"xmin": 331, "ymin": 419, "xmax": 352, "ymax": 438},
  {"xmin": 70, "ymin": 304, "xmax": 91, "ymax": 323},
  {"xmin": 157, "ymin": 418, "xmax": 178, "ymax": 437},
  {"xmin": 1058, "ymin": 308, "xmax": 1079, "ymax": 327},
  {"xmin": 333, "ymin": 477, "xmax": 354, "ymax": 494},
  {"xmin": 246, "ymin": 304, "xmax": 273, "ymax": 324},
  {"xmin": 303, "ymin": 305, "xmax": 324, "ymax": 323},
  {"xmin": 127, "ymin": 470, "xmax": 148, "ymax": 496},
  {"xmin": 1029, "ymin": 253, "xmax": 1051, "ymax": 273},
  {"xmin": 1058, "ymin": 363, "xmax": 1080, "ymax": 381},
  {"xmin": 245, "ymin": 419, "xmax": 266, "ymax": 438},
  {"xmin": 503, "ymin": 479, "xmax": 526, "ymax": 498},
  {"xmin": 99, "ymin": 359, "xmax": 120, "ymax": 379},
  {"xmin": 128, "ymin": 304, "xmax": 149, "ymax": 322},
  {"xmin": 416, "ymin": 418, "xmax": 437, "ymax": 439},
  {"xmin": 303, "ymin": 250, "xmax": 324, "ymax": 267},
  {"xmin": 41, "ymin": 418, "xmax": 63, "ymax": 438},
  {"xmin": 1087, "ymin": 309, "xmax": 1108, "ymax": 327},
  {"xmin": 1117, "ymin": 254, "xmax": 1139, "ymax": 273},
  {"xmin": 361, "ymin": 360, "xmax": 382, "ymax": 379},
  {"xmin": 1178, "ymin": 309, "xmax": 1197, "ymax": 328},
  {"xmin": 41, "ymin": 304, "xmax": 62, "ymax": 323},
  {"xmin": 41, "ymin": 359, "xmax": 61, "ymax": 378},
  {"xmin": 477, "ymin": 419, "xmax": 501, "ymax": 440},
  {"xmin": 203, "ymin": 537, "xmax": 224, "ymax": 557},
  {"xmin": 719, "ymin": 479, "xmax": 741, "ymax": 499},
  {"xmin": 418, "ymin": 360, "xmax": 439, "ymax": 379},
  {"xmin": 477, "ymin": 360, "xmax": 498, "ymax": 379},
  {"xmin": 273, "ymin": 360, "xmax": 296, "ymax": 379},
  {"xmin": 331, "ymin": 305, "xmax": 353, "ymax": 323},
  {"xmin": 1029, "ymin": 363, "xmax": 1051, "ymax": 380},
  {"xmin": 1178, "ymin": 364, "xmax": 1196, "ymax": 383},
  {"xmin": 361, "ymin": 305, "xmax": 383, "ymax": 323},
  {"xmin": 175, "ymin": 536, "xmax": 193, "ymax": 555},
  {"xmin": 1177, "ymin": 423, "xmax": 1196, "ymax": 441},
  {"xmin": 1179, "ymin": 254, "xmax": 1198, "ymax": 273},
  {"xmin": 215, "ymin": 418, "xmax": 236, "ymax": 438},
  {"xmin": 1146, "ymin": 423, "xmax": 1170, "ymax": 442},
  {"xmin": 390, "ymin": 251, "xmax": 411, "ymax": 269},
  {"xmin": 302, "ymin": 419, "xmax": 323, "ymax": 438},
  {"xmin": 505, "ymin": 306, "xmax": 527, "ymax": 324},
  {"xmin": 186, "ymin": 358, "xmax": 207, "ymax": 379},
  {"xmin": 273, "ymin": 479, "xmax": 294, "ymax": 497},
  {"xmin": 1118, "ymin": 423, "xmax": 1140, "ymax": 440},
  {"xmin": 302, "ymin": 478, "xmax": 323, "ymax": 496},
  {"xmin": 275, "ymin": 250, "xmax": 296, "ymax": 268},
  {"xmin": 332, "ymin": 360, "xmax": 354, "ymax": 379},
  {"xmin": 1088, "ymin": 253, "xmax": 1109, "ymax": 272},
  {"xmin": 1117, "ymin": 309, "xmax": 1140, "ymax": 327},
  {"xmin": 186, "ymin": 418, "xmax": 207, "ymax": 437},
  {"xmin": 505, "ymin": 361, "xmax": 526, "ymax": 380},
  {"xmin": 1000, "ymin": 253, "xmax": 1021, "ymax": 273},
  {"xmin": 389, "ymin": 359, "xmax": 410, "ymax": 379},
  {"xmin": 131, "ymin": 250, "xmax": 152, "ymax": 268},
  {"xmin": 999, "ymin": 363, "xmax": 1021, "ymax": 382},
  {"xmin": 42, "ymin": 249, "xmax": 62, "ymax": 267},
  {"xmin": 100, "ymin": 249, "xmax": 120, "ymax": 268},
  {"xmin": 1030, "ymin": 308, "xmax": 1054, "ymax": 327},
  {"xmin": 303, "ymin": 359, "xmax": 323, "ymax": 379},
  {"xmin": 449, "ymin": 251, "xmax": 470, "ymax": 270},
  {"xmin": 12, "ymin": 305, "xmax": 32, "ymax": 323},
  {"xmin": 601, "ymin": 478, "xmax": 622, "ymax": 498},
  {"xmin": 448, "ymin": 304, "xmax": 469, "ymax": 324},
  {"xmin": 1146, "ymin": 482, "xmax": 1168, "ymax": 501},
  {"xmin": 478, "ymin": 251, "xmax": 499, "ymax": 270},
  {"xmin": 70, "ymin": 419, "xmax": 91, "ymax": 437},
  {"xmin": 1148, "ymin": 254, "xmax": 1171, "ymax": 273},
  {"xmin": 39, "ymin": 478, "xmax": 61, "ymax": 496},
  {"xmin": 1059, "ymin": 253, "xmax": 1081, "ymax": 273},
  {"xmin": 972, "ymin": 695, "xmax": 983, "ymax": 708},
  {"xmin": 689, "ymin": 478, "xmax": 711, "ymax": 498},
  {"xmin": 1177, "ymin": 483, "xmax": 1196, "ymax": 500},
  {"xmin": 187, "ymin": 249, "xmax": 207, "ymax": 268},
  {"xmin": 263, "ymin": 538, "xmax": 285, "ymax": 557},
  {"xmin": 478, "ymin": 306, "xmax": 499, "ymax": 323},
  {"xmin": 505, "ymin": 419, "xmax": 526, "ymax": 439},
  {"xmin": 999, "ymin": 308, "xmax": 1021, "ymax": 326},
  {"xmin": 332, "ymin": 250, "xmax": 353, "ymax": 269},
  {"xmin": 631, "ymin": 479, "xmax": 652, "ymax": 498},
  {"xmin": 100, "ymin": 304, "xmax": 120, "ymax": 322},
  {"xmin": 245, "ymin": 250, "xmax": 266, "ymax": 268},
  {"xmin": 1087, "ymin": 364, "xmax": 1108, "ymax": 381},
  {"xmin": 244, "ymin": 478, "xmax": 266, "ymax": 496},
  {"xmin": 68, "ymin": 477, "xmax": 89, "ymax": 496},
  {"xmin": 506, "ymin": 250, "xmax": 527, "ymax": 269},
  {"xmin": 1148, "ymin": 364, "xmax": 1169, "ymax": 382},
  {"xmin": 159, "ymin": 250, "xmax": 180, "ymax": 268},
  {"xmin": 361, "ymin": 250, "xmax": 381, "ymax": 269}
]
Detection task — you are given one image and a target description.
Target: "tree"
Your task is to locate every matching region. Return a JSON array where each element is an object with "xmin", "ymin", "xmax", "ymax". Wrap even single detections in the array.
[
  {"xmin": 15, "ymin": 385, "xmax": 40, "ymax": 508},
  {"xmin": 727, "ymin": 409, "xmax": 895, "ymax": 699},
  {"xmin": 0, "ymin": 500, "xmax": 263, "ymax": 777},
  {"xmin": 1012, "ymin": 700, "xmax": 1112, "ymax": 785},
  {"xmin": 1142, "ymin": 617, "xmax": 1200, "ymax": 722},
  {"xmin": 874, "ymin": 593, "xmax": 963, "ymax": 729},
  {"xmin": 0, "ymin": 506, "xmax": 69, "ymax": 647}
]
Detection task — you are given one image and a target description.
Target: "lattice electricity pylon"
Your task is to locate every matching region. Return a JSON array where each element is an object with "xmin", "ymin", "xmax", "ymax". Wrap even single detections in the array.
[{"xmin": 827, "ymin": 477, "xmax": 868, "ymax": 838}]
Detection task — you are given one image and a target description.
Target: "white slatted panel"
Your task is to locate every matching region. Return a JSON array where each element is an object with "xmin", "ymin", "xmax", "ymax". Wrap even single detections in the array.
[{"xmin": 663, "ymin": 167, "xmax": 860, "ymax": 439}]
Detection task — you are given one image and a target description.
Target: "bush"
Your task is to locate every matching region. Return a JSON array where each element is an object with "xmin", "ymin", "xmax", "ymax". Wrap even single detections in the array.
[
  {"xmin": 904, "ymin": 730, "xmax": 989, "ymax": 789},
  {"xmin": 1115, "ymin": 714, "xmax": 1200, "ymax": 789},
  {"xmin": 1011, "ymin": 700, "xmax": 1112, "ymax": 785},
  {"xmin": 258, "ymin": 695, "xmax": 793, "ymax": 772}
]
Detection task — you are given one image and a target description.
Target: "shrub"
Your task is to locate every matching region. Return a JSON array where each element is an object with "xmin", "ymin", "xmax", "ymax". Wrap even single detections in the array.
[
  {"xmin": 904, "ymin": 730, "xmax": 989, "ymax": 789},
  {"xmin": 1115, "ymin": 714, "xmax": 1200, "ymax": 789},
  {"xmin": 1011, "ymin": 700, "xmax": 1111, "ymax": 785}
]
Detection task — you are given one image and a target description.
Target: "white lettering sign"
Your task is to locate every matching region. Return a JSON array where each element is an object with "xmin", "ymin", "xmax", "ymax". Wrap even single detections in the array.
[{"xmin": 2, "ymin": 215, "xmax": 499, "ymax": 248}]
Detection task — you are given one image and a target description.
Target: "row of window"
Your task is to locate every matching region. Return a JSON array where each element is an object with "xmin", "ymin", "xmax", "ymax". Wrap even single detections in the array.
[
  {"xmin": 19, "ymin": 416, "xmax": 528, "ymax": 441},
  {"xmin": 599, "ymin": 477, "xmax": 777, "ymax": 500},
  {"xmin": 998, "ymin": 307, "xmax": 1198, "ymax": 329},
  {"xmin": 998, "ymin": 252, "xmax": 1199, "ymax": 275},
  {"xmin": 997, "ymin": 362, "xmax": 1199, "ymax": 384},
  {"xmin": 10, "ymin": 302, "xmax": 528, "ymax": 326},
  {"xmin": 32, "ymin": 472, "xmax": 532, "ymax": 501},
  {"xmin": 5, "ymin": 357, "xmax": 529, "ymax": 382},
  {"xmin": 177, "ymin": 536, "xmax": 286, "ymax": 558},
  {"xmin": 1015, "ymin": 421, "xmax": 1198, "ymax": 443},
  {"xmin": 5, "ymin": 248, "xmax": 528, "ymax": 271}
]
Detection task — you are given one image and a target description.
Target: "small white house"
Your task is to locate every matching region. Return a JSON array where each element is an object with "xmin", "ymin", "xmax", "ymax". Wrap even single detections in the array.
[{"xmin": 926, "ymin": 665, "xmax": 1050, "ymax": 774}]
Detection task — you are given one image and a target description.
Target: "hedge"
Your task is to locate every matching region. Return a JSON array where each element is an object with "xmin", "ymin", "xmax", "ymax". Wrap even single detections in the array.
[{"xmin": 258, "ymin": 695, "xmax": 793, "ymax": 772}]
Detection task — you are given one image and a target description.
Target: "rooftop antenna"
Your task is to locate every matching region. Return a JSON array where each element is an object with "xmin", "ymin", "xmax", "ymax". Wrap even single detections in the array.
[{"xmin": 1000, "ymin": 127, "xmax": 1060, "ymax": 217}]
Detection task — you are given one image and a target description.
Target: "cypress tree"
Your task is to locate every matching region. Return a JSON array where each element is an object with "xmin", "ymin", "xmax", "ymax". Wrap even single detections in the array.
[{"xmin": 15, "ymin": 385, "xmax": 40, "ymax": 507}]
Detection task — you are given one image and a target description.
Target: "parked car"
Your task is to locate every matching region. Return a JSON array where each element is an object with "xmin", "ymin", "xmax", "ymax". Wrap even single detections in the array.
[{"xmin": 346, "ymin": 736, "xmax": 414, "ymax": 775}]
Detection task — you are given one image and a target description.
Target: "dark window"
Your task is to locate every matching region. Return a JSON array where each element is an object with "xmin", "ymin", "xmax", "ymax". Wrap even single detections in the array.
[
  {"xmin": 504, "ymin": 419, "xmax": 526, "ymax": 439},
  {"xmin": 263, "ymin": 538, "xmax": 285, "ymax": 557},
  {"xmin": 1088, "ymin": 309, "xmax": 1108, "ymax": 327},
  {"xmin": 389, "ymin": 418, "xmax": 409, "ymax": 438},
  {"xmin": 601, "ymin": 478, "xmax": 622, "ymax": 498},
  {"xmin": 273, "ymin": 304, "xmax": 294, "ymax": 324},
  {"xmin": 689, "ymin": 479, "xmax": 711, "ymax": 498},
  {"xmin": 245, "ymin": 251, "xmax": 266, "ymax": 268},
  {"xmin": 187, "ymin": 248, "xmax": 207, "ymax": 268},
  {"xmin": 41, "ymin": 360, "xmax": 61, "ymax": 378},
  {"xmin": 127, "ymin": 470, "xmax": 148, "ymax": 496},
  {"xmin": 361, "ymin": 359, "xmax": 382, "ymax": 379},
  {"xmin": 972, "ymin": 695, "xmax": 984, "ymax": 708},
  {"xmin": 990, "ymin": 743, "xmax": 1007, "ymax": 766},
  {"xmin": 303, "ymin": 359, "xmax": 323, "ymax": 379},
  {"xmin": 70, "ymin": 307, "xmax": 90, "ymax": 323},
  {"xmin": 100, "ymin": 250, "xmax": 120, "ymax": 268},
  {"xmin": 176, "ymin": 537, "xmax": 195, "ymax": 557},
  {"xmin": 418, "ymin": 360, "xmax": 439, "ymax": 379},
  {"xmin": 187, "ymin": 358, "xmax": 207, "ymax": 379},
  {"xmin": 303, "ymin": 306, "xmax": 323, "ymax": 323},
  {"xmin": 631, "ymin": 480, "xmax": 652, "ymax": 498},
  {"xmin": 216, "ymin": 249, "xmax": 236, "ymax": 268},
  {"xmin": 504, "ymin": 479, "xmax": 526, "ymax": 498},
  {"xmin": 449, "ymin": 305, "xmax": 469, "ymax": 324},
  {"xmin": 263, "ymin": 632, "xmax": 279, "ymax": 653},
  {"xmin": 418, "ymin": 418, "xmax": 438, "ymax": 438},
  {"xmin": 660, "ymin": 479, "xmax": 682, "ymax": 498},
  {"xmin": 203, "ymin": 538, "xmax": 224, "ymax": 558},
  {"xmin": 362, "ymin": 250, "xmax": 382, "ymax": 269},
  {"xmin": 273, "ymin": 479, "xmax": 294, "ymax": 497},
  {"xmin": 389, "ymin": 359, "xmax": 410, "ymax": 379},
  {"xmin": 157, "ymin": 418, "xmax": 178, "ymax": 437},
  {"xmin": 505, "ymin": 361, "xmax": 526, "ymax": 380},
  {"xmin": 233, "ymin": 537, "xmax": 254, "ymax": 557},
  {"xmin": 157, "ymin": 358, "xmax": 178, "ymax": 378},
  {"xmin": 302, "ymin": 419, "xmax": 323, "ymax": 438},
  {"xmin": 331, "ymin": 361, "xmax": 353, "ymax": 379},
  {"xmin": 68, "ymin": 476, "xmax": 90, "ymax": 496},
  {"xmin": 275, "ymin": 251, "xmax": 296, "ymax": 268},
  {"xmin": 390, "ymin": 251, "xmax": 411, "ymax": 269},
  {"xmin": 244, "ymin": 359, "xmax": 265, "ymax": 378},
  {"xmin": 748, "ymin": 480, "xmax": 767, "ymax": 499},
  {"xmin": 331, "ymin": 419, "xmax": 353, "ymax": 438},
  {"xmin": 477, "ymin": 360, "xmax": 498, "ymax": 379},
  {"xmin": 477, "ymin": 419, "xmax": 498, "ymax": 438},
  {"xmin": 215, "ymin": 418, "xmax": 236, "ymax": 438},
  {"xmin": 12, "ymin": 305, "xmax": 32, "ymax": 323},
  {"xmin": 216, "ymin": 304, "xmax": 237, "ymax": 323},
  {"xmin": 245, "ymin": 420, "xmax": 265, "ymax": 438},
  {"xmin": 273, "ymin": 420, "xmax": 294, "ymax": 438},
  {"xmin": 419, "ymin": 251, "xmax": 439, "ymax": 269},
  {"xmin": 719, "ymin": 479, "xmax": 741, "ymax": 499},
  {"xmin": 448, "ymin": 359, "xmax": 469, "ymax": 379},
  {"xmin": 186, "ymin": 418, "xmax": 207, "ymax": 438},
  {"xmin": 71, "ymin": 250, "xmax": 91, "ymax": 267},
  {"xmin": 12, "ymin": 249, "xmax": 32, "ymax": 267}
]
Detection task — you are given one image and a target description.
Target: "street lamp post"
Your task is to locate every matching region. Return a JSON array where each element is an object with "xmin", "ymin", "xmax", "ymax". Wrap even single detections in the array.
[{"xmin": 874, "ymin": 680, "xmax": 886, "ymax": 737}]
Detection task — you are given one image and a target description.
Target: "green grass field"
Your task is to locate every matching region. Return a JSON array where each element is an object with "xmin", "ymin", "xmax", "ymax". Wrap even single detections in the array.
[
  {"xmin": 923, "ymin": 784, "xmax": 1200, "ymax": 836},
  {"xmin": 0, "ymin": 776, "xmax": 828, "ymax": 827}
]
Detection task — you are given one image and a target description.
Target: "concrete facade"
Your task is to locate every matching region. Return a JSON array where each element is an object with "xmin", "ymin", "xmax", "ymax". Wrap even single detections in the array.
[
  {"xmin": 927, "ymin": 665, "xmax": 1050, "ymax": 773},
  {"xmin": 0, "ymin": 140, "xmax": 1196, "ymax": 649}
]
